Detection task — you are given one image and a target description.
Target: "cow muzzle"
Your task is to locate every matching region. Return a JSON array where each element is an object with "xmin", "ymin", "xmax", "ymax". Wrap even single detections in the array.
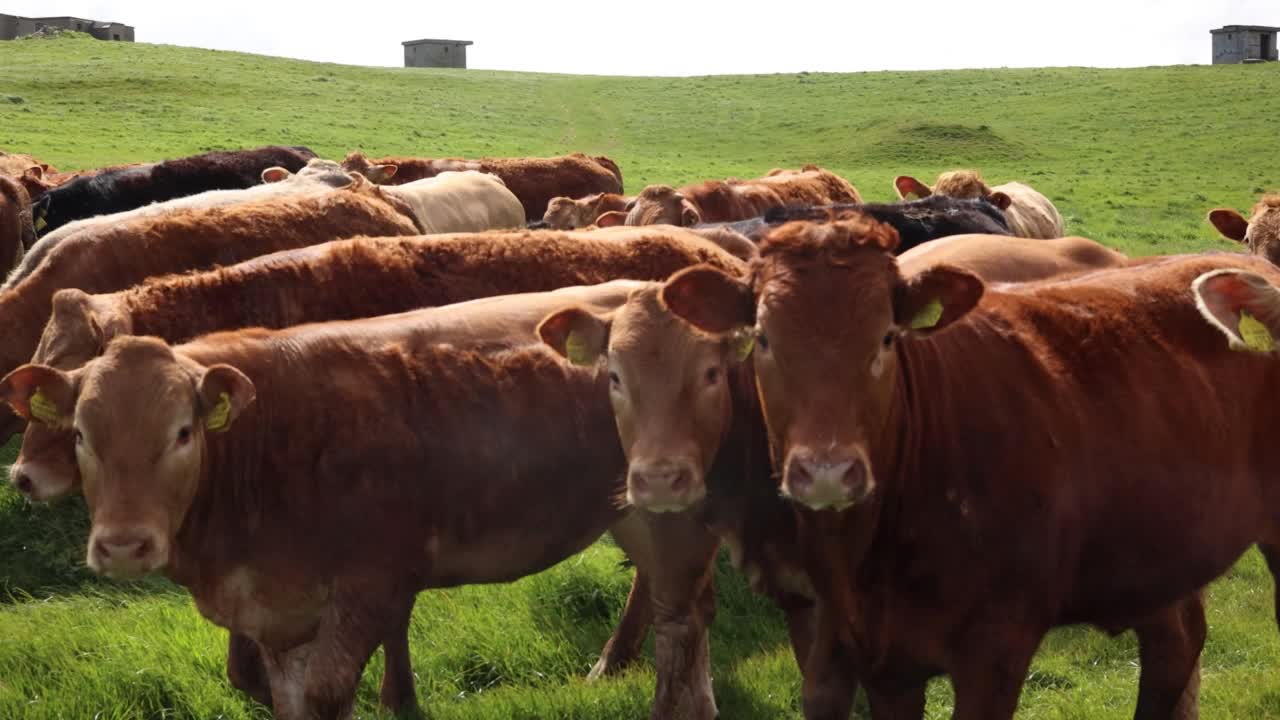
[
  {"xmin": 87, "ymin": 526, "xmax": 169, "ymax": 579},
  {"xmin": 782, "ymin": 447, "xmax": 874, "ymax": 511},
  {"xmin": 9, "ymin": 460, "xmax": 74, "ymax": 502},
  {"xmin": 627, "ymin": 458, "xmax": 704, "ymax": 513}
]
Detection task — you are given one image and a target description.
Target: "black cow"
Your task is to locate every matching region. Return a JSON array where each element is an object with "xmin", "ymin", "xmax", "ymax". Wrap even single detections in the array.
[
  {"xmin": 32, "ymin": 145, "xmax": 317, "ymax": 236},
  {"xmin": 763, "ymin": 195, "xmax": 1010, "ymax": 252}
]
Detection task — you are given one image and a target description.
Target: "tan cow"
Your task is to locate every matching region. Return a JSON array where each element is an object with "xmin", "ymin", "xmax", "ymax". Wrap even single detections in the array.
[
  {"xmin": 897, "ymin": 233, "xmax": 1128, "ymax": 282},
  {"xmin": 374, "ymin": 170, "xmax": 525, "ymax": 232},
  {"xmin": 605, "ymin": 166, "xmax": 862, "ymax": 227},
  {"xmin": 1207, "ymin": 194, "xmax": 1280, "ymax": 266},
  {"xmin": 0, "ymin": 175, "xmax": 34, "ymax": 278},
  {"xmin": 542, "ymin": 192, "xmax": 634, "ymax": 229},
  {"xmin": 343, "ymin": 151, "xmax": 623, "ymax": 219},
  {"xmin": 894, "ymin": 169, "xmax": 1064, "ymax": 239}
]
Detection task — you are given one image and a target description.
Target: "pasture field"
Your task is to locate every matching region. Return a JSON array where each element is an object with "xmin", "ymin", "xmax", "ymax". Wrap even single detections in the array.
[{"xmin": 1, "ymin": 33, "xmax": 1279, "ymax": 719}]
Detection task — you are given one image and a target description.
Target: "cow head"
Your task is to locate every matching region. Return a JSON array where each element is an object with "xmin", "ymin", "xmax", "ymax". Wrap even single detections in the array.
[
  {"xmin": 542, "ymin": 196, "xmax": 591, "ymax": 230},
  {"xmin": 538, "ymin": 281, "xmax": 751, "ymax": 512},
  {"xmin": 340, "ymin": 151, "xmax": 398, "ymax": 184},
  {"xmin": 622, "ymin": 185, "xmax": 702, "ymax": 227},
  {"xmin": 8, "ymin": 289, "xmax": 131, "ymax": 502},
  {"xmin": 0, "ymin": 337, "xmax": 255, "ymax": 579},
  {"xmin": 895, "ymin": 170, "xmax": 1011, "ymax": 210},
  {"xmin": 1193, "ymin": 268, "xmax": 1280, "ymax": 353},
  {"xmin": 662, "ymin": 213, "xmax": 982, "ymax": 511},
  {"xmin": 1208, "ymin": 195, "xmax": 1280, "ymax": 266}
]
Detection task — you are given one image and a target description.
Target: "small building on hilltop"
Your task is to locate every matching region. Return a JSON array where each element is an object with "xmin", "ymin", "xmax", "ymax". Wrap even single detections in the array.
[
  {"xmin": 1211, "ymin": 25, "xmax": 1278, "ymax": 64},
  {"xmin": 402, "ymin": 38, "xmax": 472, "ymax": 69},
  {"xmin": 0, "ymin": 14, "xmax": 134, "ymax": 41}
]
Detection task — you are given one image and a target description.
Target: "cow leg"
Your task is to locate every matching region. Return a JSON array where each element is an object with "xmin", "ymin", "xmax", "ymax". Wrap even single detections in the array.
[
  {"xmin": 782, "ymin": 602, "xmax": 817, "ymax": 671},
  {"xmin": 260, "ymin": 607, "xmax": 389, "ymax": 720},
  {"xmin": 1259, "ymin": 542, "xmax": 1280, "ymax": 631},
  {"xmin": 378, "ymin": 595, "xmax": 418, "ymax": 712},
  {"xmin": 948, "ymin": 626, "xmax": 1040, "ymax": 720},
  {"xmin": 1131, "ymin": 591, "xmax": 1205, "ymax": 720},
  {"xmin": 610, "ymin": 510, "xmax": 720, "ymax": 720},
  {"xmin": 801, "ymin": 603, "xmax": 858, "ymax": 720},
  {"xmin": 589, "ymin": 568, "xmax": 654, "ymax": 680},
  {"xmin": 226, "ymin": 631, "xmax": 273, "ymax": 707}
]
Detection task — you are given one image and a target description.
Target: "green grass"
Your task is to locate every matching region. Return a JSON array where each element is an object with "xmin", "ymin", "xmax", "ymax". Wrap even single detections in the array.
[{"xmin": 1, "ymin": 34, "xmax": 1279, "ymax": 718}]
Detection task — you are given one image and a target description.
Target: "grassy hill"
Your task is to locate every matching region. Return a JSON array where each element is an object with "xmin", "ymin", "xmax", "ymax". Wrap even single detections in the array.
[{"xmin": 1, "ymin": 34, "xmax": 1279, "ymax": 719}]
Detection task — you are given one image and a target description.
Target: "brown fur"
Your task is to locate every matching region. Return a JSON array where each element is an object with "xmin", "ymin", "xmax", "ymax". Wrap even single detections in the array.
[
  {"xmin": 0, "ymin": 176, "xmax": 32, "ymax": 276},
  {"xmin": 0, "ymin": 152, "xmax": 54, "ymax": 178},
  {"xmin": 1209, "ymin": 194, "xmax": 1280, "ymax": 266},
  {"xmin": 542, "ymin": 192, "xmax": 634, "ymax": 229},
  {"xmin": 342, "ymin": 151, "xmax": 623, "ymax": 219},
  {"xmin": 663, "ymin": 218, "xmax": 1280, "ymax": 718},
  {"xmin": 626, "ymin": 167, "xmax": 862, "ymax": 227},
  {"xmin": 11, "ymin": 290, "xmax": 740, "ymax": 718},
  {"xmin": 0, "ymin": 179, "xmax": 419, "ymax": 441}
]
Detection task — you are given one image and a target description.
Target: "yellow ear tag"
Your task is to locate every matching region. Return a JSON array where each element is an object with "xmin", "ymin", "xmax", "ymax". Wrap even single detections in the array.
[
  {"xmin": 34, "ymin": 215, "xmax": 46, "ymax": 232},
  {"xmin": 910, "ymin": 298, "xmax": 944, "ymax": 330},
  {"xmin": 1238, "ymin": 310, "xmax": 1275, "ymax": 352},
  {"xmin": 28, "ymin": 387, "xmax": 59, "ymax": 426},
  {"xmin": 731, "ymin": 330, "xmax": 755, "ymax": 362},
  {"xmin": 564, "ymin": 332, "xmax": 594, "ymax": 366},
  {"xmin": 205, "ymin": 392, "xmax": 232, "ymax": 432}
]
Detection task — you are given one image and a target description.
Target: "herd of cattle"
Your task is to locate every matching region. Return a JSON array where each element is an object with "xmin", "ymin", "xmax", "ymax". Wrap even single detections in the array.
[{"xmin": 1, "ymin": 143, "xmax": 1280, "ymax": 719}]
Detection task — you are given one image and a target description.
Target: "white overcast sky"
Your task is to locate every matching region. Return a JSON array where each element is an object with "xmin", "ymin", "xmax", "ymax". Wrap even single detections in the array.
[{"xmin": 6, "ymin": 1, "xmax": 1277, "ymax": 75}]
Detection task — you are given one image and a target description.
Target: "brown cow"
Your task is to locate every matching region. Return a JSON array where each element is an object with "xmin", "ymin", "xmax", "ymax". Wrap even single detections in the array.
[
  {"xmin": 0, "ymin": 297, "xmax": 738, "ymax": 719},
  {"xmin": 0, "ymin": 176, "xmax": 420, "ymax": 442},
  {"xmin": 542, "ymin": 192, "xmax": 634, "ymax": 229},
  {"xmin": 895, "ymin": 169, "xmax": 1065, "ymax": 239},
  {"xmin": 603, "ymin": 166, "xmax": 862, "ymax": 228},
  {"xmin": 342, "ymin": 151, "xmax": 624, "ymax": 219},
  {"xmin": 0, "ymin": 151, "xmax": 54, "ymax": 179},
  {"xmin": 10, "ymin": 228, "xmax": 743, "ymax": 713},
  {"xmin": 11, "ymin": 227, "xmax": 744, "ymax": 502},
  {"xmin": 533, "ymin": 227, "xmax": 1192, "ymax": 720},
  {"xmin": 0, "ymin": 175, "xmax": 34, "ymax": 276},
  {"xmin": 1208, "ymin": 194, "xmax": 1280, "ymax": 266},
  {"xmin": 654, "ymin": 216, "xmax": 1280, "ymax": 718}
]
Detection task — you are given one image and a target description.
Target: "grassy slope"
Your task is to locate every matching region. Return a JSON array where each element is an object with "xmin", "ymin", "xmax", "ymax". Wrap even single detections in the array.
[{"xmin": 0, "ymin": 35, "xmax": 1278, "ymax": 718}]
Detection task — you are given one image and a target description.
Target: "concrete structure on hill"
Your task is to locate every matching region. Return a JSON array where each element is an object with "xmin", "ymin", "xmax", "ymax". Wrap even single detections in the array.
[
  {"xmin": 402, "ymin": 38, "xmax": 472, "ymax": 69},
  {"xmin": 0, "ymin": 14, "xmax": 134, "ymax": 41},
  {"xmin": 1211, "ymin": 25, "xmax": 1278, "ymax": 64}
]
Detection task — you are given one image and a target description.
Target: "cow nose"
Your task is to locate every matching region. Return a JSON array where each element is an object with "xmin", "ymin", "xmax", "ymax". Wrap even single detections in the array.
[
  {"xmin": 785, "ymin": 449, "xmax": 873, "ymax": 511},
  {"xmin": 12, "ymin": 470, "xmax": 33, "ymax": 497},
  {"xmin": 91, "ymin": 529, "xmax": 163, "ymax": 577},
  {"xmin": 628, "ymin": 459, "xmax": 703, "ymax": 513}
]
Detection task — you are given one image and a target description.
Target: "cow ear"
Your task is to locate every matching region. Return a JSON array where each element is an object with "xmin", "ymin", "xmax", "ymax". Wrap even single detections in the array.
[
  {"xmin": 261, "ymin": 166, "xmax": 292, "ymax": 183},
  {"xmin": 197, "ymin": 365, "xmax": 256, "ymax": 433},
  {"xmin": 987, "ymin": 191, "xmax": 1013, "ymax": 211},
  {"xmin": 1193, "ymin": 269, "xmax": 1280, "ymax": 352},
  {"xmin": 0, "ymin": 364, "xmax": 76, "ymax": 428},
  {"xmin": 681, "ymin": 202, "xmax": 702, "ymax": 227},
  {"xmin": 44, "ymin": 289, "xmax": 130, "ymax": 365},
  {"xmin": 596, "ymin": 211, "xmax": 628, "ymax": 228},
  {"xmin": 23, "ymin": 165, "xmax": 43, "ymax": 181},
  {"xmin": 31, "ymin": 194, "xmax": 50, "ymax": 232},
  {"xmin": 365, "ymin": 164, "xmax": 398, "ymax": 183},
  {"xmin": 894, "ymin": 265, "xmax": 984, "ymax": 336},
  {"xmin": 1207, "ymin": 209, "xmax": 1250, "ymax": 243},
  {"xmin": 537, "ymin": 307, "xmax": 612, "ymax": 366},
  {"xmin": 894, "ymin": 176, "xmax": 933, "ymax": 200},
  {"xmin": 662, "ymin": 265, "xmax": 754, "ymax": 334}
]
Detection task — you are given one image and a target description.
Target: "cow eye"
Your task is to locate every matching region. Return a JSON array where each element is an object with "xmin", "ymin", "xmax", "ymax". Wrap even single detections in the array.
[
  {"xmin": 609, "ymin": 371, "xmax": 621, "ymax": 389},
  {"xmin": 176, "ymin": 426, "xmax": 192, "ymax": 446},
  {"xmin": 74, "ymin": 429, "xmax": 83, "ymax": 446},
  {"xmin": 705, "ymin": 366, "xmax": 721, "ymax": 385},
  {"xmin": 755, "ymin": 332, "xmax": 770, "ymax": 352},
  {"xmin": 882, "ymin": 331, "xmax": 896, "ymax": 348}
]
